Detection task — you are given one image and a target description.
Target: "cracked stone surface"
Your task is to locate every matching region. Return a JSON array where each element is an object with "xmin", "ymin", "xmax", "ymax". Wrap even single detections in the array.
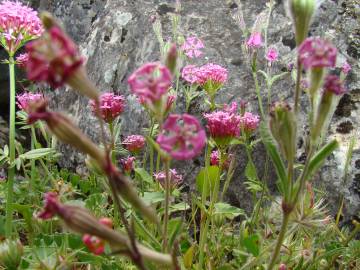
[{"xmin": 1, "ymin": 0, "xmax": 358, "ymax": 220}]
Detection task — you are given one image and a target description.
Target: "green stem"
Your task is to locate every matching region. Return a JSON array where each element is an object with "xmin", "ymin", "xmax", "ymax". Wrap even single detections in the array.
[
  {"xmin": 294, "ymin": 61, "xmax": 302, "ymax": 115},
  {"xmin": 162, "ymin": 159, "xmax": 171, "ymax": 252},
  {"xmin": 267, "ymin": 213, "xmax": 291, "ymax": 270},
  {"xmin": 251, "ymin": 57, "xmax": 265, "ymax": 119},
  {"xmin": 30, "ymin": 126, "xmax": 38, "ymax": 202},
  {"xmin": 108, "ymin": 121, "xmax": 116, "ymax": 163},
  {"xmin": 5, "ymin": 56, "xmax": 16, "ymax": 238}
]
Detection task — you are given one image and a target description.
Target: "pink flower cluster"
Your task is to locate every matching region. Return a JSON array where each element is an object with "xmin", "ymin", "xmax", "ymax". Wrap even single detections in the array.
[
  {"xmin": 16, "ymin": 53, "xmax": 29, "ymax": 68},
  {"xmin": 16, "ymin": 92, "xmax": 44, "ymax": 113},
  {"xmin": 153, "ymin": 169, "xmax": 183, "ymax": 190},
  {"xmin": 26, "ymin": 25, "xmax": 84, "ymax": 88},
  {"xmin": 157, "ymin": 114, "xmax": 206, "ymax": 160},
  {"xmin": 247, "ymin": 32, "xmax": 262, "ymax": 48},
  {"xmin": 82, "ymin": 217, "xmax": 113, "ymax": 255},
  {"xmin": 342, "ymin": 61, "xmax": 351, "ymax": 75},
  {"xmin": 210, "ymin": 150, "xmax": 231, "ymax": 169},
  {"xmin": 298, "ymin": 37, "xmax": 337, "ymax": 70},
  {"xmin": 181, "ymin": 63, "xmax": 228, "ymax": 88},
  {"xmin": 266, "ymin": 48, "xmax": 278, "ymax": 62},
  {"xmin": 89, "ymin": 92, "xmax": 125, "ymax": 123},
  {"xmin": 204, "ymin": 108, "xmax": 241, "ymax": 140},
  {"xmin": 38, "ymin": 192, "xmax": 62, "ymax": 220},
  {"xmin": 122, "ymin": 135, "xmax": 145, "ymax": 153},
  {"xmin": 181, "ymin": 36, "xmax": 205, "ymax": 58},
  {"xmin": 128, "ymin": 62, "xmax": 172, "ymax": 103},
  {"xmin": 323, "ymin": 75, "xmax": 346, "ymax": 96},
  {"xmin": 240, "ymin": 112, "xmax": 260, "ymax": 133},
  {"xmin": 0, "ymin": 1, "xmax": 43, "ymax": 54}
]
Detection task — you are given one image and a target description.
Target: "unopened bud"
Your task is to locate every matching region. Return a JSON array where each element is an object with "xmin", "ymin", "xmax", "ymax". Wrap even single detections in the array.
[
  {"xmin": 289, "ymin": 0, "xmax": 316, "ymax": 45},
  {"xmin": 279, "ymin": 263, "xmax": 287, "ymax": 270},
  {"xmin": 165, "ymin": 43, "xmax": 177, "ymax": 75},
  {"xmin": 269, "ymin": 101, "xmax": 297, "ymax": 162},
  {"xmin": 0, "ymin": 240, "xmax": 23, "ymax": 269}
]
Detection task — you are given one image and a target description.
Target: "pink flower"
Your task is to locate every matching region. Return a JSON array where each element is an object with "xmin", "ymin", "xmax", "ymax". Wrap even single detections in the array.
[
  {"xmin": 38, "ymin": 192, "xmax": 63, "ymax": 219},
  {"xmin": 16, "ymin": 92, "xmax": 44, "ymax": 113},
  {"xmin": 16, "ymin": 53, "xmax": 29, "ymax": 68},
  {"xmin": 89, "ymin": 92, "xmax": 125, "ymax": 123},
  {"xmin": 181, "ymin": 65, "xmax": 200, "ymax": 84},
  {"xmin": 122, "ymin": 135, "xmax": 145, "ymax": 153},
  {"xmin": 82, "ymin": 217, "xmax": 113, "ymax": 255},
  {"xmin": 25, "ymin": 25, "xmax": 84, "ymax": 88},
  {"xmin": 157, "ymin": 114, "xmax": 206, "ymax": 160},
  {"xmin": 120, "ymin": 156, "xmax": 136, "ymax": 174},
  {"xmin": 196, "ymin": 63, "xmax": 228, "ymax": 86},
  {"xmin": 240, "ymin": 112, "xmax": 260, "ymax": 133},
  {"xmin": 0, "ymin": 1, "xmax": 43, "ymax": 54},
  {"xmin": 247, "ymin": 32, "xmax": 262, "ymax": 48},
  {"xmin": 323, "ymin": 75, "xmax": 346, "ymax": 96},
  {"xmin": 342, "ymin": 61, "xmax": 351, "ymax": 74},
  {"xmin": 298, "ymin": 37, "xmax": 337, "ymax": 70},
  {"xmin": 153, "ymin": 169, "xmax": 183, "ymax": 189},
  {"xmin": 128, "ymin": 62, "xmax": 172, "ymax": 103},
  {"xmin": 266, "ymin": 48, "xmax": 278, "ymax": 62},
  {"xmin": 181, "ymin": 36, "xmax": 204, "ymax": 58},
  {"xmin": 204, "ymin": 109, "xmax": 241, "ymax": 142}
]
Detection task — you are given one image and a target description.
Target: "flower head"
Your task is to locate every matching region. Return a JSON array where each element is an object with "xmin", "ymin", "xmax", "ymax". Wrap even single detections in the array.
[
  {"xmin": 15, "ymin": 53, "xmax": 29, "ymax": 68},
  {"xmin": 25, "ymin": 25, "xmax": 84, "ymax": 88},
  {"xmin": 16, "ymin": 92, "xmax": 44, "ymax": 113},
  {"xmin": 153, "ymin": 169, "xmax": 183, "ymax": 190},
  {"xmin": 196, "ymin": 63, "xmax": 228, "ymax": 96},
  {"xmin": 210, "ymin": 150, "xmax": 231, "ymax": 169},
  {"xmin": 266, "ymin": 48, "xmax": 278, "ymax": 62},
  {"xmin": 120, "ymin": 156, "xmax": 136, "ymax": 174},
  {"xmin": 342, "ymin": 61, "xmax": 351, "ymax": 75},
  {"xmin": 298, "ymin": 37, "xmax": 337, "ymax": 70},
  {"xmin": 157, "ymin": 114, "xmax": 206, "ymax": 160},
  {"xmin": 89, "ymin": 92, "xmax": 125, "ymax": 123},
  {"xmin": 247, "ymin": 32, "xmax": 262, "ymax": 48},
  {"xmin": 204, "ymin": 109, "xmax": 241, "ymax": 144},
  {"xmin": 122, "ymin": 135, "xmax": 145, "ymax": 153},
  {"xmin": 128, "ymin": 62, "xmax": 172, "ymax": 103},
  {"xmin": 181, "ymin": 65, "xmax": 200, "ymax": 84},
  {"xmin": 240, "ymin": 112, "xmax": 260, "ymax": 133},
  {"xmin": 38, "ymin": 192, "xmax": 63, "ymax": 219},
  {"xmin": 0, "ymin": 1, "xmax": 43, "ymax": 54},
  {"xmin": 181, "ymin": 36, "xmax": 204, "ymax": 58},
  {"xmin": 323, "ymin": 74, "xmax": 346, "ymax": 96}
]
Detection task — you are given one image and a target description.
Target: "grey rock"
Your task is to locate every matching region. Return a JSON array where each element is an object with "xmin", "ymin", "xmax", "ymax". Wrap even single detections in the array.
[{"xmin": 22, "ymin": 0, "xmax": 359, "ymax": 219}]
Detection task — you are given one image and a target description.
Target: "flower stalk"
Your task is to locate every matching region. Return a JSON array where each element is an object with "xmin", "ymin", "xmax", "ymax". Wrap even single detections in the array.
[{"xmin": 5, "ymin": 56, "xmax": 16, "ymax": 238}]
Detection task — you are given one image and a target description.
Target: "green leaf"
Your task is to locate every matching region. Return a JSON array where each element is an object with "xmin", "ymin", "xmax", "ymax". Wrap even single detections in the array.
[
  {"xmin": 20, "ymin": 148, "xmax": 56, "ymax": 160},
  {"xmin": 269, "ymin": 72, "xmax": 288, "ymax": 88},
  {"xmin": 196, "ymin": 166, "xmax": 220, "ymax": 198},
  {"xmin": 214, "ymin": 202, "xmax": 245, "ymax": 219},
  {"xmin": 170, "ymin": 202, "xmax": 190, "ymax": 213},
  {"xmin": 168, "ymin": 218, "xmax": 182, "ymax": 248},
  {"xmin": 242, "ymin": 234, "xmax": 260, "ymax": 257},
  {"xmin": 258, "ymin": 70, "xmax": 269, "ymax": 82},
  {"xmin": 306, "ymin": 139, "xmax": 338, "ymax": 180},
  {"xmin": 134, "ymin": 168, "xmax": 153, "ymax": 184},
  {"xmin": 141, "ymin": 191, "xmax": 164, "ymax": 205},
  {"xmin": 183, "ymin": 245, "xmax": 195, "ymax": 269},
  {"xmin": 260, "ymin": 123, "xmax": 288, "ymax": 193}
]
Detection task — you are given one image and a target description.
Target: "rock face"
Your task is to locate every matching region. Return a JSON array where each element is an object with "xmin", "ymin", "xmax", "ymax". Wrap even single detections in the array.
[{"xmin": 14, "ymin": 0, "xmax": 358, "ymax": 220}]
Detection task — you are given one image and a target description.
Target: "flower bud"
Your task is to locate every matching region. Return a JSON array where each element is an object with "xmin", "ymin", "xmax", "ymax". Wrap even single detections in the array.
[
  {"xmin": 269, "ymin": 101, "xmax": 297, "ymax": 162},
  {"xmin": 0, "ymin": 240, "xmax": 23, "ymax": 269},
  {"xmin": 288, "ymin": 0, "xmax": 316, "ymax": 45},
  {"xmin": 311, "ymin": 75, "xmax": 346, "ymax": 142},
  {"xmin": 278, "ymin": 263, "xmax": 287, "ymax": 270},
  {"xmin": 165, "ymin": 43, "xmax": 177, "ymax": 75}
]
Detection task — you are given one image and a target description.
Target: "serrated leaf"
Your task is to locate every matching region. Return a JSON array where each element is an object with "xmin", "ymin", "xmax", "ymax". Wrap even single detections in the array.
[{"xmin": 242, "ymin": 234, "xmax": 260, "ymax": 256}]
